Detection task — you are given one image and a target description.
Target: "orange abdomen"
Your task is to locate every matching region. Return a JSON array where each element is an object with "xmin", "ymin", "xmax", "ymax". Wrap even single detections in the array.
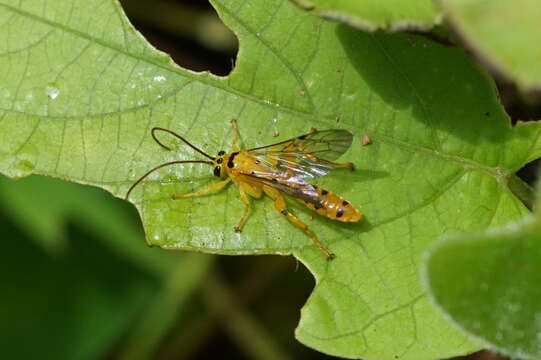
[{"xmin": 298, "ymin": 185, "xmax": 362, "ymax": 222}]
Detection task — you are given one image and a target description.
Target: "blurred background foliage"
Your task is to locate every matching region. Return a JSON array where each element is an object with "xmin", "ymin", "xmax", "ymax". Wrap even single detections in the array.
[{"xmin": 0, "ymin": 0, "xmax": 538, "ymax": 359}]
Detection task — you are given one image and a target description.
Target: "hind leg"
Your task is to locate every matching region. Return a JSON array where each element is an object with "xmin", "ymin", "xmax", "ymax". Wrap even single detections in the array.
[
  {"xmin": 263, "ymin": 186, "xmax": 334, "ymax": 259},
  {"xmin": 304, "ymin": 153, "xmax": 355, "ymax": 171},
  {"xmin": 327, "ymin": 160, "xmax": 355, "ymax": 170}
]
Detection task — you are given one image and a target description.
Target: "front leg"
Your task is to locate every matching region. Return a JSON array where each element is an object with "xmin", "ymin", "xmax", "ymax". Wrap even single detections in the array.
[
  {"xmin": 172, "ymin": 178, "xmax": 231, "ymax": 199},
  {"xmin": 326, "ymin": 160, "xmax": 355, "ymax": 171}
]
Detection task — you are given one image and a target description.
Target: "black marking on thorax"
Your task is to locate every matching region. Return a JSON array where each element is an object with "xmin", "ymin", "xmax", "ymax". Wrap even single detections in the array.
[{"xmin": 227, "ymin": 152, "xmax": 239, "ymax": 168}]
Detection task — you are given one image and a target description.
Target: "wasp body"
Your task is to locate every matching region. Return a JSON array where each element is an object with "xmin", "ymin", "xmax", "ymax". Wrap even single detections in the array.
[{"xmin": 127, "ymin": 120, "xmax": 362, "ymax": 259}]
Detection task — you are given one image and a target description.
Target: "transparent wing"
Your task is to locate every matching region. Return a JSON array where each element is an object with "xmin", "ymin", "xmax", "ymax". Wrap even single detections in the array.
[
  {"xmin": 248, "ymin": 129, "xmax": 353, "ymax": 179},
  {"xmin": 238, "ymin": 173, "xmax": 322, "ymax": 206}
]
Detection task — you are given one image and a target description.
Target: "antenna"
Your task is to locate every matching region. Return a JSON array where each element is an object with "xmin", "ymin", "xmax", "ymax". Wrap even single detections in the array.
[
  {"xmin": 125, "ymin": 160, "xmax": 212, "ymax": 200},
  {"xmin": 151, "ymin": 127, "xmax": 215, "ymax": 160}
]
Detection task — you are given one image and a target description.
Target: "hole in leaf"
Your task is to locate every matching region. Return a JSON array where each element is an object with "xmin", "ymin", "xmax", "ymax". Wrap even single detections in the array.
[
  {"xmin": 497, "ymin": 80, "xmax": 541, "ymax": 124},
  {"xmin": 496, "ymin": 79, "xmax": 541, "ymax": 191},
  {"xmin": 120, "ymin": 0, "xmax": 238, "ymax": 76},
  {"xmin": 517, "ymin": 158, "xmax": 541, "ymax": 187}
]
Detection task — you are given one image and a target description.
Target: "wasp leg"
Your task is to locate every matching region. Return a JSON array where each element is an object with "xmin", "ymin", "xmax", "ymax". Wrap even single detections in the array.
[
  {"xmin": 311, "ymin": 157, "xmax": 355, "ymax": 170},
  {"xmin": 231, "ymin": 119, "xmax": 241, "ymax": 152},
  {"xmin": 328, "ymin": 160, "xmax": 355, "ymax": 171},
  {"xmin": 172, "ymin": 178, "xmax": 231, "ymax": 199},
  {"xmin": 234, "ymin": 187, "xmax": 251, "ymax": 232},
  {"xmin": 263, "ymin": 186, "xmax": 335, "ymax": 260},
  {"xmin": 234, "ymin": 182, "xmax": 262, "ymax": 232},
  {"xmin": 304, "ymin": 153, "xmax": 355, "ymax": 171}
]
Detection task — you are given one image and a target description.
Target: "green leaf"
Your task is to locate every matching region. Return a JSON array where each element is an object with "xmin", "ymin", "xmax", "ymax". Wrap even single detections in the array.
[
  {"xmin": 438, "ymin": 0, "xmax": 541, "ymax": 93},
  {"xmin": 289, "ymin": 0, "xmax": 440, "ymax": 31},
  {"xmin": 422, "ymin": 172, "xmax": 541, "ymax": 360},
  {"xmin": 1, "ymin": 0, "xmax": 541, "ymax": 358},
  {"xmin": 423, "ymin": 216, "xmax": 541, "ymax": 360}
]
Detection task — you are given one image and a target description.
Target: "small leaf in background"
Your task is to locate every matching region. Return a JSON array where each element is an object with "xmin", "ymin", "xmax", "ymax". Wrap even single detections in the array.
[
  {"xmin": 288, "ymin": 0, "xmax": 440, "ymax": 31},
  {"xmin": 423, "ymin": 215, "xmax": 541, "ymax": 360},
  {"xmin": 438, "ymin": 0, "xmax": 541, "ymax": 94}
]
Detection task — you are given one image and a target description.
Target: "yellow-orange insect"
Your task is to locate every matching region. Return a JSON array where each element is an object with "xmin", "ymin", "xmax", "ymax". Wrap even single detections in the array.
[{"xmin": 126, "ymin": 120, "xmax": 362, "ymax": 259}]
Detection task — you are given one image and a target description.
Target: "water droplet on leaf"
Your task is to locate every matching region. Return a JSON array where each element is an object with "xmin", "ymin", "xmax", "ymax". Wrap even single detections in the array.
[
  {"xmin": 45, "ymin": 86, "xmax": 60, "ymax": 100},
  {"xmin": 153, "ymin": 75, "xmax": 166, "ymax": 82}
]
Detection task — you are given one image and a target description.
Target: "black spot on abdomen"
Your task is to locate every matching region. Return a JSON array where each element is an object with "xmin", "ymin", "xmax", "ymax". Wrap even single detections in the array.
[{"xmin": 314, "ymin": 200, "xmax": 325, "ymax": 210}]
